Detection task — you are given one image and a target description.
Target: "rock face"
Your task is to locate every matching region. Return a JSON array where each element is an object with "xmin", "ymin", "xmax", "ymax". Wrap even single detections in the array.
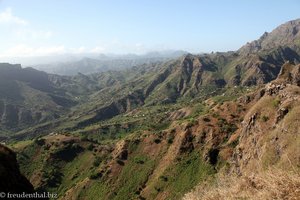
[{"xmin": 0, "ymin": 144, "xmax": 34, "ymax": 192}]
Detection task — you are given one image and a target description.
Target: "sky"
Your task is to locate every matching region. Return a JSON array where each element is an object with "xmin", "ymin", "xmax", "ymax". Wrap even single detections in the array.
[{"xmin": 0, "ymin": 0, "xmax": 299, "ymax": 60}]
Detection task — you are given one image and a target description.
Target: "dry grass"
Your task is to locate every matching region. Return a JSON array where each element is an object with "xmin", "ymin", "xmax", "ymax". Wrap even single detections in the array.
[{"xmin": 183, "ymin": 168, "xmax": 300, "ymax": 200}]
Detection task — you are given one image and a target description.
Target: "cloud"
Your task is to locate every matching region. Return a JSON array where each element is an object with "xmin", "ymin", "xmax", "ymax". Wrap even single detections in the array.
[
  {"xmin": 0, "ymin": 7, "xmax": 53, "ymax": 42},
  {"xmin": 0, "ymin": 45, "xmax": 107, "ymax": 57},
  {"xmin": 1, "ymin": 44, "xmax": 66, "ymax": 57},
  {"xmin": 0, "ymin": 7, "xmax": 28, "ymax": 25},
  {"xmin": 70, "ymin": 46, "xmax": 87, "ymax": 54},
  {"xmin": 15, "ymin": 29, "xmax": 53, "ymax": 40},
  {"xmin": 134, "ymin": 43, "xmax": 147, "ymax": 52},
  {"xmin": 90, "ymin": 46, "xmax": 106, "ymax": 53}
]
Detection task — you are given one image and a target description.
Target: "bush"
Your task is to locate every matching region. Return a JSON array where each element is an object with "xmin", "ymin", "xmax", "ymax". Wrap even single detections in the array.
[
  {"xmin": 93, "ymin": 156, "xmax": 102, "ymax": 167},
  {"xmin": 272, "ymin": 98, "xmax": 280, "ymax": 108},
  {"xmin": 154, "ymin": 138, "xmax": 161, "ymax": 144},
  {"xmin": 167, "ymin": 138, "xmax": 174, "ymax": 144},
  {"xmin": 34, "ymin": 138, "xmax": 45, "ymax": 146},
  {"xmin": 261, "ymin": 115, "xmax": 269, "ymax": 122},
  {"xmin": 89, "ymin": 172, "xmax": 102, "ymax": 179},
  {"xmin": 133, "ymin": 156, "xmax": 147, "ymax": 164},
  {"xmin": 159, "ymin": 175, "xmax": 168, "ymax": 182},
  {"xmin": 116, "ymin": 159, "xmax": 124, "ymax": 166},
  {"xmin": 87, "ymin": 144, "xmax": 94, "ymax": 151}
]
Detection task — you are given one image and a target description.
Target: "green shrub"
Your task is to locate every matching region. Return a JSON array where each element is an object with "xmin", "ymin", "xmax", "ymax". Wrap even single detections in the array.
[
  {"xmin": 272, "ymin": 98, "xmax": 280, "ymax": 108},
  {"xmin": 87, "ymin": 144, "xmax": 94, "ymax": 151},
  {"xmin": 261, "ymin": 115, "xmax": 269, "ymax": 122},
  {"xmin": 93, "ymin": 156, "xmax": 102, "ymax": 167},
  {"xmin": 133, "ymin": 155, "xmax": 147, "ymax": 164},
  {"xmin": 167, "ymin": 138, "xmax": 174, "ymax": 144},
  {"xmin": 89, "ymin": 172, "xmax": 102, "ymax": 179},
  {"xmin": 34, "ymin": 138, "xmax": 45, "ymax": 146},
  {"xmin": 159, "ymin": 175, "xmax": 168, "ymax": 182},
  {"xmin": 154, "ymin": 138, "xmax": 161, "ymax": 144}
]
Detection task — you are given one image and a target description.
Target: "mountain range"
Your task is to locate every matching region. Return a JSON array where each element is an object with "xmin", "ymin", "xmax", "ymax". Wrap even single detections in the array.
[
  {"xmin": 0, "ymin": 19, "xmax": 300, "ymax": 200},
  {"xmin": 24, "ymin": 50, "xmax": 187, "ymax": 76}
]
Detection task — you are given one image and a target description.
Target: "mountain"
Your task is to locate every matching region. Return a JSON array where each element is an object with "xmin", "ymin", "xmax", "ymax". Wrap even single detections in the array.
[
  {"xmin": 32, "ymin": 51, "xmax": 188, "ymax": 76},
  {"xmin": 1, "ymin": 19, "xmax": 300, "ymax": 200}
]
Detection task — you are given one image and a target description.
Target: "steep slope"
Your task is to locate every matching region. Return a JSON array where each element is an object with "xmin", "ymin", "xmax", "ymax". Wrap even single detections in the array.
[
  {"xmin": 183, "ymin": 63, "xmax": 300, "ymax": 200},
  {"xmin": 230, "ymin": 63, "xmax": 300, "ymax": 174}
]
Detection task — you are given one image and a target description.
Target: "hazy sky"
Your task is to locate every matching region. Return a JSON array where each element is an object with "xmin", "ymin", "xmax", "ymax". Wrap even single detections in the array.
[{"xmin": 0, "ymin": 0, "xmax": 299, "ymax": 58}]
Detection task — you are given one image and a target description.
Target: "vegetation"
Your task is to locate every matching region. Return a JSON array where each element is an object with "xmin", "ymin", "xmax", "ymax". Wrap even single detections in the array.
[
  {"xmin": 161, "ymin": 151, "xmax": 215, "ymax": 199},
  {"xmin": 272, "ymin": 97, "xmax": 281, "ymax": 108},
  {"xmin": 261, "ymin": 115, "xmax": 269, "ymax": 122}
]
